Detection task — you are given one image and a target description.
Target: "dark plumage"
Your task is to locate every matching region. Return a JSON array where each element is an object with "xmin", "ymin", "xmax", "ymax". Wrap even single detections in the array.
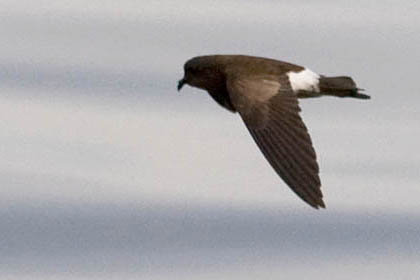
[{"xmin": 178, "ymin": 55, "xmax": 370, "ymax": 209}]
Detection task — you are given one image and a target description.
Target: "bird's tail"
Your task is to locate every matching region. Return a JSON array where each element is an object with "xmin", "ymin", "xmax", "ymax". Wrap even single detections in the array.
[{"xmin": 319, "ymin": 76, "xmax": 370, "ymax": 99}]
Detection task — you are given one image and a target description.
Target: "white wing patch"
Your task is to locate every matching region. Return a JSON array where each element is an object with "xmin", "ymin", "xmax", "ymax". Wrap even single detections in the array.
[{"xmin": 287, "ymin": 68, "xmax": 320, "ymax": 92}]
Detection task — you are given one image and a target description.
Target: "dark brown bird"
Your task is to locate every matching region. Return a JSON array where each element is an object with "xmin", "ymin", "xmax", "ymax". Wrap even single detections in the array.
[{"xmin": 177, "ymin": 55, "xmax": 370, "ymax": 209}]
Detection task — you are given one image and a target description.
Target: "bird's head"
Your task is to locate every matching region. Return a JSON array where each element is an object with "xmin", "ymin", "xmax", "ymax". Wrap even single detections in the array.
[{"xmin": 178, "ymin": 56, "xmax": 225, "ymax": 92}]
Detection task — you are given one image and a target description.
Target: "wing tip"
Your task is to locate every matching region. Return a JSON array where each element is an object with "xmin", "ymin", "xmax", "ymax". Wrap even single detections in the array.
[{"xmin": 309, "ymin": 198, "xmax": 326, "ymax": 210}]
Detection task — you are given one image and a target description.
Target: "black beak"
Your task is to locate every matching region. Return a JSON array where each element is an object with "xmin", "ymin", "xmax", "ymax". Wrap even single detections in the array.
[{"xmin": 177, "ymin": 78, "xmax": 186, "ymax": 91}]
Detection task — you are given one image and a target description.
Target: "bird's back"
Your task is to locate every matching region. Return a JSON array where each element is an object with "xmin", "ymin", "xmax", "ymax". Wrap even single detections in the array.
[{"xmin": 206, "ymin": 55, "xmax": 304, "ymax": 77}]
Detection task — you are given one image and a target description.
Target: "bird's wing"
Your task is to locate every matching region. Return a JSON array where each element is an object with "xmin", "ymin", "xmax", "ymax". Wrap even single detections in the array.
[{"xmin": 226, "ymin": 74, "xmax": 325, "ymax": 208}]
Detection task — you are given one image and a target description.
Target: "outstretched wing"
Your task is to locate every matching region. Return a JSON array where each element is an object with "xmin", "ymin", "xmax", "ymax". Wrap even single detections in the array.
[{"xmin": 227, "ymin": 74, "xmax": 325, "ymax": 208}]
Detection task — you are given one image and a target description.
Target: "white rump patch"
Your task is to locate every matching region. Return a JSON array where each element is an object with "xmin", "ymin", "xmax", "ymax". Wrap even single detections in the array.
[{"xmin": 287, "ymin": 68, "xmax": 320, "ymax": 92}]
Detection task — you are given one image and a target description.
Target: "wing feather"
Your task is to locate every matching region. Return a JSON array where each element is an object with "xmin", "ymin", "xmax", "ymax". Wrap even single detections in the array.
[{"xmin": 227, "ymin": 75, "xmax": 325, "ymax": 208}]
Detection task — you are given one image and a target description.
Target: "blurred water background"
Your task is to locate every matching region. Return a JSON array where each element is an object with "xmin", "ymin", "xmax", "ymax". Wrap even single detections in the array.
[{"xmin": 1, "ymin": 1, "xmax": 420, "ymax": 279}]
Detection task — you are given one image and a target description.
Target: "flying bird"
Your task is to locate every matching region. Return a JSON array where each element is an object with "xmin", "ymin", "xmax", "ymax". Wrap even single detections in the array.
[{"xmin": 177, "ymin": 55, "xmax": 370, "ymax": 209}]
